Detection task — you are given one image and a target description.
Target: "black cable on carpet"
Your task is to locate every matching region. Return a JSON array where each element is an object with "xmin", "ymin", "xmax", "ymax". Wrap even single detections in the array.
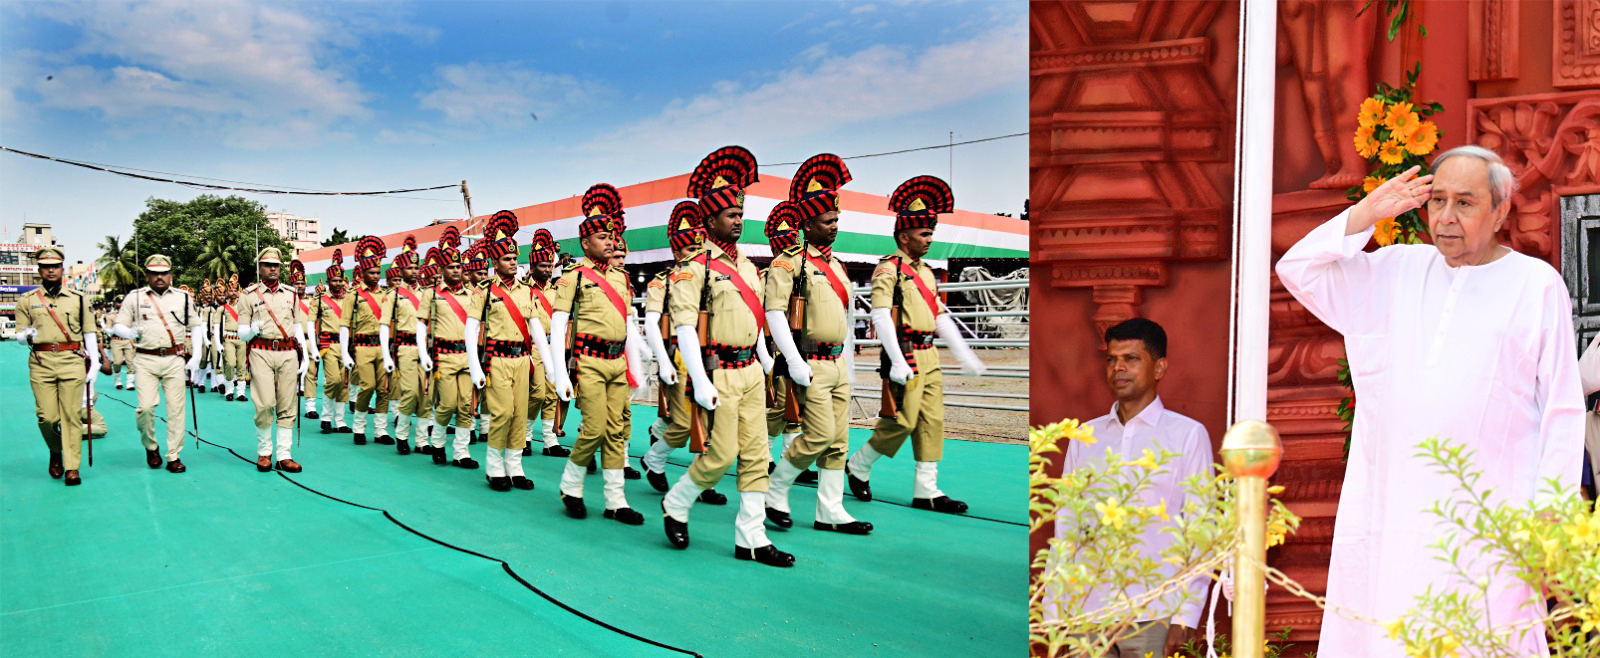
[{"xmin": 96, "ymin": 388, "xmax": 702, "ymax": 658}]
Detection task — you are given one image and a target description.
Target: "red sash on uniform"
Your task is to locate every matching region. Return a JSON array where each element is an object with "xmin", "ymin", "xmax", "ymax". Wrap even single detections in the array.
[
  {"xmin": 488, "ymin": 282, "xmax": 532, "ymax": 347},
  {"xmin": 706, "ymin": 259, "xmax": 766, "ymax": 333},
  {"xmin": 223, "ymin": 304, "xmax": 239, "ymax": 322},
  {"xmin": 356, "ymin": 288, "xmax": 382, "ymax": 321},
  {"xmin": 575, "ymin": 267, "xmax": 628, "ymax": 320},
  {"xmin": 438, "ymin": 288, "xmax": 468, "ymax": 325},
  {"xmin": 321, "ymin": 295, "xmax": 344, "ymax": 318},
  {"xmin": 530, "ymin": 287, "xmax": 553, "ymax": 318},
  {"xmin": 396, "ymin": 287, "xmax": 420, "ymax": 311},
  {"xmin": 805, "ymin": 252, "xmax": 849, "ymax": 304},
  {"xmin": 898, "ymin": 260, "xmax": 939, "ymax": 314}
]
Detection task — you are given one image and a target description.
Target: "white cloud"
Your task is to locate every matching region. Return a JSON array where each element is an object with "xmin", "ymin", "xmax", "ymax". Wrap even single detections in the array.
[
  {"xmin": 417, "ymin": 61, "xmax": 611, "ymax": 128},
  {"xmin": 580, "ymin": 20, "xmax": 1024, "ymax": 158},
  {"xmin": 851, "ymin": 4, "xmax": 878, "ymax": 15},
  {"xmin": 1, "ymin": 0, "xmax": 434, "ymax": 146}
]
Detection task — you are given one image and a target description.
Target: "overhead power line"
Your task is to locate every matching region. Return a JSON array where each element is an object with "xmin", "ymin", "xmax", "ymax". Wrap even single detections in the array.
[
  {"xmin": 764, "ymin": 131, "xmax": 1027, "ymax": 167},
  {"xmin": 0, "ymin": 146, "xmax": 460, "ymax": 200}
]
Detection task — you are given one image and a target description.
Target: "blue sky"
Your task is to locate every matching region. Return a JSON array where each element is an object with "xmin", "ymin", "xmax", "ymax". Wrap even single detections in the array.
[{"xmin": 0, "ymin": 0, "xmax": 1025, "ymax": 262}]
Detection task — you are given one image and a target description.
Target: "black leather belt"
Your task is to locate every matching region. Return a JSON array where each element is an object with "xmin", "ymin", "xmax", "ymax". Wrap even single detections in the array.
[
  {"xmin": 705, "ymin": 343, "xmax": 756, "ymax": 369},
  {"xmin": 802, "ymin": 341, "xmax": 845, "ymax": 360},
  {"xmin": 574, "ymin": 333, "xmax": 624, "ymax": 359},
  {"xmin": 486, "ymin": 338, "xmax": 528, "ymax": 357},
  {"xmin": 351, "ymin": 333, "xmax": 379, "ymax": 347},
  {"xmin": 435, "ymin": 339, "xmax": 466, "ymax": 355}
]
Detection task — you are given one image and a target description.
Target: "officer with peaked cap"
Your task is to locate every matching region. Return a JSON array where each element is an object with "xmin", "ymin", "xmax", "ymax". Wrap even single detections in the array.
[
  {"xmin": 113, "ymin": 254, "xmax": 205, "ymax": 473},
  {"xmin": 238, "ymin": 247, "xmax": 311, "ymax": 472},
  {"xmin": 15, "ymin": 246, "xmax": 98, "ymax": 485}
]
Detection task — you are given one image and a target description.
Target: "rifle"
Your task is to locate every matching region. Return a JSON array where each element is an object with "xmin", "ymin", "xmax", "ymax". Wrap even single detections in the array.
[
  {"xmin": 688, "ymin": 252, "xmax": 714, "ymax": 454},
  {"xmin": 880, "ymin": 260, "xmax": 906, "ymax": 419},
  {"xmin": 656, "ymin": 271, "xmax": 672, "ymax": 421},
  {"xmin": 782, "ymin": 253, "xmax": 807, "ymax": 425}
]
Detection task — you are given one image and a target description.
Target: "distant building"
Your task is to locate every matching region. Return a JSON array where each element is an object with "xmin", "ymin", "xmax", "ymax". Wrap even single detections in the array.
[
  {"xmin": 0, "ymin": 224, "xmax": 49, "ymax": 318},
  {"xmin": 19, "ymin": 222, "xmax": 57, "ymax": 248},
  {"xmin": 265, "ymin": 211, "xmax": 322, "ymax": 255}
]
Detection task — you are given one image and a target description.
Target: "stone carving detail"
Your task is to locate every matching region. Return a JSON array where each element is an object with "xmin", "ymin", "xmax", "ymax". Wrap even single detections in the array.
[
  {"xmin": 1555, "ymin": 0, "xmax": 1600, "ymax": 88},
  {"xmin": 1471, "ymin": 93, "xmax": 1600, "ymax": 259}
]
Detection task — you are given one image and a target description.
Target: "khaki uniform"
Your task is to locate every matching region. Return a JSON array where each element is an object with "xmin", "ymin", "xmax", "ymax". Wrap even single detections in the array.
[
  {"xmin": 316, "ymin": 291, "xmax": 353, "ymax": 406},
  {"xmin": 527, "ymin": 279, "xmax": 558, "ymax": 439},
  {"xmin": 668, "ymin": 242, "xmax": 769, "ymax": 492},
  {"xmin": 117, "ymin": 286, "xmax": 196, "ymax": 460},
  {"xmin": 430, "ymin": 283, "xmax": 477, "ymax": 442},
  {"xmin": 469, "ymin": 278, "xmax": 536, "ymax": 450},
  {"xmin": 386, "ymin": 282, "xmax": 426, "ymax": 429},
  {"xmin": 866, "ymin": 250, "xmax": 944, "ymax": 461},
  {"xmin": 19, "ymin": 286, "xmax": 94, "ymax": 470},
  {"xmin": 765, "ymin": 244, "xmax": 853, "ymax": 471},
  {"xmin": 552, "ymin": 257, "xmax": 632, "ymax": 469},
  {"xmin": 646, "ymin": 269, "xmax": 692, "ymax": 448},
  {"xmin": 238, "ymin": 283, "xmax": 305, "ymax": 431},
  {"xmin": 348, "ymin": 283, "xmax": 387, "ymax": 419},
  {"xmin": 105, "ymin": 314, "xmax": 134, "ymax": 369},
  {"xmin": 220, "ymin": 299, "xmax": 248, "ymax": 384}
]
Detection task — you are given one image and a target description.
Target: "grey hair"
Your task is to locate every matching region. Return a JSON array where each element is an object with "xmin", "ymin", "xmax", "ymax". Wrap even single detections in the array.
[{"xmin": 1431, "ymin": 145, "xmax": 1519, "ymax": 208}]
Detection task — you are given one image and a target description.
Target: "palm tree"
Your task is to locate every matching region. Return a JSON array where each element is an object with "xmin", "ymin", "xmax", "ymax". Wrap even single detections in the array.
[
  {"xmin": 196, "ymin": 230, "xmax": 244, "ymax": 285},
  {"xmin": 96, "ymin": 235, "xmax": 140, "ymax": 294}
]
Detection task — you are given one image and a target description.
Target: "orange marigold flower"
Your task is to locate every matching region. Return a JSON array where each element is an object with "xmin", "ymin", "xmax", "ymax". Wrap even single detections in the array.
[
  {"xmin": 1358, "ymin": 97, "xmax": 1387, "ymax": 127},
  {"xmin": 1354, "ymin": 124, "xmax": 1379, "ymax": 159},
  {"xmin": 1404, "ymin": 120, "xmax": 1440, "ymax": 156},
  {"xmin": 1374, "ymin": 218, "xmax": 1401, "ymax": 247},
  {"xmin": 1378, "ymin": 138, "xmax": 1406, "ymax": 165},
  {"xmin": 1384, "ymin": 101, "xmax": 1420, "ymax": 139},
  {"xmin": 1363, "ymin": 175, "xmax": 1387, "ymax": 194}
]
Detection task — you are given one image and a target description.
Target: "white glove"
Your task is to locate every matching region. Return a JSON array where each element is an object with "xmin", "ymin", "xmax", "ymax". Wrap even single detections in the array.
[
  {"xmin": 84, "ymin": 333, "xmax": 100, "ymax": 377},
  {"xmin": 935, "ymin": 313, "xmax": 987, "ymax": 376},
  {"xmin": 415, "ymin": 321, "xmax": 433, "ymax": 372},
  {"xmin": 382, "ymin": 352, "xmax": 395, "ymax": 373},
  {"xmin": 529, "ymin": 318, "xmax": 554, "ymax": 386},
  {"xmin": 15, "ymin": 327, "xmax": 37, "ymax": 343},
  {"xmin": 420, "ymin": 349, "xmax": 434, "ymax": 372},
  {"xmin": 756, "ymin": 332, "xmax": 774, "ymax": 375},
  {"xmin": 763, "ymin": 310, "xmax": 811, "ymax": 387},
  {"xmin": 239, "ymin": 320, "xmax": 262, "ymax": 343},
  {"xmin": 676, "ymin": 326, "xmax": 718, "ymax": 410},
  {"xmin": 339, "ymin": 327, "xmax": 353, "ymax": 369},
  {"xmin": 625, "ymin": 319, "xmax": 646, "ymax": 391},
  {"xmin": 871, "ymin": 307, "xmax": 913, "ymax": 385},
  {"xmin": 550, "ymin": 311, "xmax": 573, "ymax": 401},
  {"xmin": 111, "ymin": 324, "xmax": 137, "ymax": 340},
  {"xmin": 378, "ymin": 325, "xmax": 395, "ymax": 372},
  {"xmin": 186, "ymin": 332, "xmax": 204, "ymax": 372},
  {"xmin": 644, "ymin": 311, "xmax": 677, "ymax": 385},
  {"xmin": 465, "ymin": 318, "xmax": 486, "ymax": 388},
  {"xmin": 469, "ymin": 359, "xmax": 486, "ymax": 388},
  {"xmin": 342, "ymin": 351, "xmax": 354, "ymax": 370},
  {"xmin": 294, "ymin": 326, "xmax": 310, "ymax": 378}
]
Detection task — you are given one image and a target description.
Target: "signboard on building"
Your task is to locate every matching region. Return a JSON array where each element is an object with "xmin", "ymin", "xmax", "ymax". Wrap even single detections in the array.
[
  {"xmin": 0, "ymin": 285, "xmax": 40, "ymax": 294},
  {"xmin": 0, "ymin": 243, "xmax": 41, "ymax": 274}
]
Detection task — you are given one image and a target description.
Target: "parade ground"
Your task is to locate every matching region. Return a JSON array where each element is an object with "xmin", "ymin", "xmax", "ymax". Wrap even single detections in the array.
[{"xmin": 0, "ymin": 344, "xmax": 1025, "ymax": 657}]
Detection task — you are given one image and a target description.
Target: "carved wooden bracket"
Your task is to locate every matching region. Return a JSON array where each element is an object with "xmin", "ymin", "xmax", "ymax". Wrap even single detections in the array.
[{"xmin": 1470, "ymin": 92, "xmax": 1600, "ymax": 260}]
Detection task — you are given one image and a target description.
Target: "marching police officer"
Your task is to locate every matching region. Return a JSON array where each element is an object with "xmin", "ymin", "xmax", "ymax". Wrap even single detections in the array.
[
  {"xmin": 524, "ymin": 229, "xmax": 567, "ymax": 458},
  {"xmin": 316, "ymin": 252, "xmax": 354, "ymax": 434},
  {"xmin": 660, "ymin": 146, "xmax": 792, "ymax": 566},
  {"xmin": 845, "ymin": 176, "xmax": 987, "ymax": 513},
  {"xmin": 16, "ymin": 246, "xmax": 98, "ymax": 485},
  {"xmin": 238, "ymin": 247, "xmax": 310, "ymax": 472},
  {"xmin": 347, "ymin": 237, "xmax": 390, "ymax": 445},
  {"xmin": 383, "ymin": 236, "xmax": 426, "ymax": 455},
  {"xmin": 113, "ymin": 254, "xmax": 204, "ymax": 473}
]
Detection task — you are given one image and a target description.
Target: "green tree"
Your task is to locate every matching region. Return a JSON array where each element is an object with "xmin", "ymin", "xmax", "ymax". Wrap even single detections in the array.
[
  {"xmin": 95, "ymin": 234, "xmax": 141, "ymax": 296},
  {"xmin": 129, "ymin": 195, "xmax": 291, "ymax": 290},
  {"xmin": 322, "ymin": 227, "xmax": 351, "ymax": 247}
]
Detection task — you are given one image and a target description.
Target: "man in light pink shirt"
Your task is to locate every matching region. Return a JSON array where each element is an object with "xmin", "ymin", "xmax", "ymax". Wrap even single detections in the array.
[{"xmin": 1059, "ymin": 317, "xmax": 1211, "ymax": 656}]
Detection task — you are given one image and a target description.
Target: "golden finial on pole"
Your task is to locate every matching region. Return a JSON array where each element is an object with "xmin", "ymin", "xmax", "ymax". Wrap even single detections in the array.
[{"xmin": 1220, "ymin": 419, "xmax": 1283, "ymax": 658}]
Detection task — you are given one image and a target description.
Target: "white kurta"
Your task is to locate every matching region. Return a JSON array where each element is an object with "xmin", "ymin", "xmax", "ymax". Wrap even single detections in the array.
[{"xmin": 1278, "ymin": 210, "xmax": 1583, "ymax": 655}]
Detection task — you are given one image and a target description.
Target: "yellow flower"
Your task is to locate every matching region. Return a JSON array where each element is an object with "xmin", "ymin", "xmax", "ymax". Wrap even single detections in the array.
[
  {"xmin": 1565, "ymin": 511, "xmax": 1599, "ymax": 547},
  {"xmin": 1378, "ymin": 138, "xmax": 1407, "ymax": 165},
  {"xmin": 1266, "ymin": 517, "xmax": 1290, "ymax": 547},
  {"xmin": 1353, "ymin": 124, "xmax": 1379, "ymax": 159},
  {"xmin": 1146, "ymin": 500, "xmax": 1170, "ymax": 522},
  {"xmin": 1383, "ymin": 618, "xmax": 1405, "ymax": 640},
  {"xmin": 1358, "ymin": 96, "xmax": 1387, "ymax": 127},
  {"xmin": 1095, "ymin": 497, "xmax": 1129, "ymax": 530},
  {"xmin": 1363, "ymin": 175, "xmax": 1387, "ymax": 194},
  {"xmin": 1384, "ymin": 101, "xmax": 1421, "ymax": 138},
  {"xmin": 1404, "ymin": 120, "xmax": 1439, "ymax": 156},
  {"xmin": 1129, "ymin": 449, "xmax": 1160, "ymax": 472},
  {"xmin": 1064, "ymin": 419, "xmax": 1097, "ymax": 445},
  {"xmin": 1374, "ymin": 218, "xmax": 1401, "ymax": 247},
  {"xmin": 1266, "ymin": 485, "xmax": 1285, "ymax": 495}
]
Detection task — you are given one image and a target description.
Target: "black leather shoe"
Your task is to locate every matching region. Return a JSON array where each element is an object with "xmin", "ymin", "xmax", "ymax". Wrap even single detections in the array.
[
  {"xmin": 795, "ymin": 469, "xmax": 818, "ymax": 485},
  {"xmin": 662, "ymin": 500, "xmax": 689, "ymax": 549},
  {"xmin": 765, "ymin": 507, "xmax": 793, "ymax": 529},
  {"xmin": 912, "ymin": 496, "xmax": 968, "ymax": 514},
  {"xmin": 814, "ymin": 520, "xmax": 873, "ymax": 535},
  {"xmin": 623, "ymin": 465, "xmax": 641, "ymax": 480},
  {"xmin": 511, "ymin": 476, "xmax": 535, "ymax": 491},
  {"xmin": 848, "ymin": 471, "xmax": 872, "ymax": 501},
  {"xmin": 64, "ymin": 469, "xmax": 81, "ymax": 486},
  {"xmin": 146, "ymin": 450, "xmax": 163, "ymax": 469},
  {"xmin": 225, "ymin": 393, "xmax": 235, "ymax": 401},
  {"xmin": 586, "ymin": 460, "xmax": 597, "ymax": 474},
  {"xmin": 469, "ymin": 431, "xmax": 479, "ymax": 445},
  {"xmin": 452, "ymin": 457, "xmax": 479, "ymax": 469},
  {"xmin": 542, "ymin": 444, "xmax": 570, "ymax": 457},
  {"xmin": 48, "ymin": 453, "xmax": 64, "ymax": 479},
  {"xmin": 447, "ymin": 427, "xmax": 456, "ymax": 436},
  {"xmin": 166, "ymin": 459, "xmax": 187, "ymax": 474},
  {"xmin": 735, "ymin": 544, "xmax": 795, "ymax": 567},
  {"xmin": 488, "ymin": 476, "xmax": 511, "ymax": 492},
  {"xmin": 338, "ymin": 426, "xmax": 352, "ymax": 434},
  {"xmin": 320, "ymin": 420, "xmax": 332, "ymax": 434},
  {"xmin": 644, "ymin": 461, "xmax": 668, "ymax": 492},
  {"xmin": 522, "ymin": 446, "xmax": 532, "ymax": 456},
  {"xmin": 306, "ymin": 410, "xmax": 320, "ymax": 419},
  {"xmin": 698, "ymin": 489, "xmax": 727, "ymax": 505},
  {"xmin": 767, "ymin": 461, "xmax": 776, "ymax": 475},
  {"xmin": 561, "ymin": 494, "xmax": 588, "ymax": 519},
  {"xmin": 375, "ymin": 434, "xmax": 395, "ymax": 445},
  {"xmin": 604, "ymin": 507, "xmax": 645, "ymax": 525},
  {"xmin": 353, "ymin": 433, "xmax": 367, "ymax": 445},
  {"xmin": 395, "ymin": 440, "xmax": 410, "ymax": 455},
  {"xmin": 432, "ymin": 449, "xmax": 446, "ymax": 465}
]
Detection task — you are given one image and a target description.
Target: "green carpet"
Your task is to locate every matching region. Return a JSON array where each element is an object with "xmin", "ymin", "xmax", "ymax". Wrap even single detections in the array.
[{"xmin": 0, "ymin": 343, "xmax": 1024, "ymax": 656}]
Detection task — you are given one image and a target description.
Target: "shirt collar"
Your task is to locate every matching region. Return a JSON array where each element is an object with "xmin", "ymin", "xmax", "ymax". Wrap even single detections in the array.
[{"xmin": 1108, "ymin": 395, "xmax": 1166, "ymax": 432}]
